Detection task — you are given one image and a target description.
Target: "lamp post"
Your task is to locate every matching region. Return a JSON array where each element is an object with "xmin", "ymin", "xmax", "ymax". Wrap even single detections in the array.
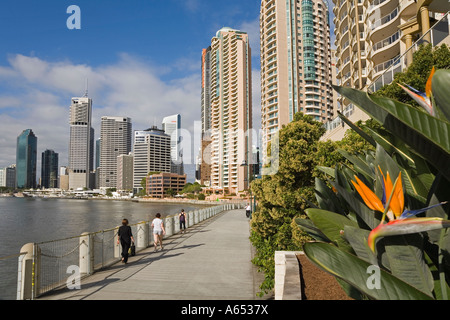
[{"xmin": 241, "ymin": 160, "xmax": 253, "ymax": 219}]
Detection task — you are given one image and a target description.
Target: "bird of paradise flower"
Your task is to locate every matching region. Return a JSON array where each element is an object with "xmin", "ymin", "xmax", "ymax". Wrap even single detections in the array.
[{"xmin": 351, "ymin": 167, "xmax": 448, "ymax": 252}]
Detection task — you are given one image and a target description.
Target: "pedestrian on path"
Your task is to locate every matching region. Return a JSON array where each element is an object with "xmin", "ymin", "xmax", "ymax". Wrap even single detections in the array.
[
  {"xmin": 179, "ymin": 209, "xmax": 187, "ymax": 233},
  {"xmin": 245, "ymin": 203, "xmax": 251, "ymax": 218},
  {"xmin": 117, "ymin": 219, "xmax": 135, "ymax": 264},
  {"xmin": 152, "ymin": 213, "xmax": 166, "ymax": 251}
]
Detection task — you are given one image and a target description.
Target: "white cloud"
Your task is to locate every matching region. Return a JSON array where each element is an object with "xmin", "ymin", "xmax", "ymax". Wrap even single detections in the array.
[{"xmin": 0, "ymin": 53, "xmax": 201, "ymax": 177}]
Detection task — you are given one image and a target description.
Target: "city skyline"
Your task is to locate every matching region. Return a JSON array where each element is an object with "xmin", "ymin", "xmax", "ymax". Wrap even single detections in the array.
[{"xmin": 0, "ymin": 1, "xmax": 336, "ymax": 182}]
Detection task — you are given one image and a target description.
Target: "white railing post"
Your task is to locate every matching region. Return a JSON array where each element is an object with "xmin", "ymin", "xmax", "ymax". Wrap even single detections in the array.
[
  {"xmin": 137, "ymin": 221, "xmax": 149, "ymax": 249},
  {"xmin": 165, "ymin": 217, "xmax": 173, "ymax": 237},
  {"xmin": 79, "ymin": 232, "xmax": 94, "ymax": 275},
  {"xmin": 17, "ymin": 243, "xmax": 40, "ymax": 300}
]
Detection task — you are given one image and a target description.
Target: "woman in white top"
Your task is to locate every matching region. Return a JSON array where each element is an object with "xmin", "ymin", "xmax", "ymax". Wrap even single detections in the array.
[{"xmin": 152, "ymin": 213, "xmax": 166, "ymax": 251}]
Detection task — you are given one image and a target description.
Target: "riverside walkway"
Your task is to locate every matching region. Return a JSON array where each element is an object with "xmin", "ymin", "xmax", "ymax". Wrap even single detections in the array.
[{"xmin": 38, "ymin": 209, "xmax": 265, "ymax": 300}]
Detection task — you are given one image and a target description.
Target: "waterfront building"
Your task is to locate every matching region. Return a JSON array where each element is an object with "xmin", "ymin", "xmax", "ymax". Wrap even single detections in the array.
[
  {"xmin": 117, "ymin": 153, "xmax": 134, "ymax": 191},
  {"xmin": 322, "ymin": 0, "xmax": 449, "ymax": 141},
  {"xmin": 16, "ymin": 129, "xmax": 37, "ymax": 189},
  {"xmin": 260, "ymin": 0, "xmax": 334, "ymax": 162},
  {"xmin": 0, "ymin": 165, "xmax": 16, "ymax": 189},
  {"xmin": 133, "ymin": 126, "xmax": 171, "ymax": 194},
  {"xmin": 68, "ymin": 95, "xmax": 94, "ymax": 190},
  {"xmin": 41, "ymin": 150, "xmax": 59, "ymax": 189},
  {"xmin": 99, "ymin": 116, "xmax": 132, "ymax": 189},
  {"xmin": 146, "ymin": 172, "xmax": 187, "ymax": 198},
  {"xmin": 162, "ymin": 114, "xmax": 184, "ymax": 175},
  {"xmin": 207, "ymin": 27, "xmax": 253, "ymax": 194},
  {"xmin": 59, "ymin": 166, "xmax": 69, "ymax": 190}
]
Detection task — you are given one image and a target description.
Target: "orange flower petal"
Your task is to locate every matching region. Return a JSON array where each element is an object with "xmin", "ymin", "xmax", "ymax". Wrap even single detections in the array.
[
  {"xmin": 390, "ymin": 172, "xmax": 404, "ymax": 218},
  {"xmin": 426, "ymin": 67, "xmax": 435, "ymax": 99},
  {"xmin": 352, "ymin": 177, "xmax": 384, "ymax": 213}
]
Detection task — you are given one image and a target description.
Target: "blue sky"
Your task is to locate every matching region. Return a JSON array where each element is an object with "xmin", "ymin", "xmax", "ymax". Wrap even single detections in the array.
[{"xmin": 0, "ymin": 0, "xmax": 334, "ymax": 181}]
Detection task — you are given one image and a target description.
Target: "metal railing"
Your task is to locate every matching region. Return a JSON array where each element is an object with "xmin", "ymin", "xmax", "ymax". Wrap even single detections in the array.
[
  {"xmin": 1, "ymin": 203, "xmax": 245, "ymax": 300},
  {"xmin": 368, "ymin": 11, "xmax": 449, "ymax": 93}
]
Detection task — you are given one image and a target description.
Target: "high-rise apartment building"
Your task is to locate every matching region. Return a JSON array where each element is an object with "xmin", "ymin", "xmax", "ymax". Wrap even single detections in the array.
[
  {"xmin": 16, "ymin": 129, "xmax": 37, "ymax": 189},
  {"xmin": 0, "ymin": 165, "xmax": 16, "ymax": 189},
  {"xmin": 162, "ymin": 114, "xmax": 184, "ymax": 175},
  {"xmin": 117, "ymin": 153, "xmax": 134, "ymax": 191},
  {"xmin": 133, "ymin": 126, "xmax": 171, "ymax": 194},
  {"xmin": 323, "ymin": 0, "xmax": 449, "ymax": 141},
  {"xmin": 68, "ymin": 96, "xmax": 94, "ymax": 190},
  {"xmin": 41, "ymin": 149, "xmax": 59, "ymax": 189},
  {"xmin": 207, "ymin": 27, "xmax": 253, "ymax": 193},
  {"xmin": 99, "ymin": 116, "xmax": 132, "ymax": 189},
  {"xmin": 260, "ymin": 0, "xmax": 334, "ymax": 161}
]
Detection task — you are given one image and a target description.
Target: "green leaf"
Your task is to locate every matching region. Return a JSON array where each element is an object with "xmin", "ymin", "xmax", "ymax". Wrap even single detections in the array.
[
  {"xmin": 432, "ymin": 69, "xmax": 450, "ymax": 123},
  {"xmin": 305, "ymin": 208, "xmax": 358, "ymax": 252},
  {"xmin": 294, "ymin": 217, "xmax": 330, "ymax": 243},
  {"xmin": 303, "ymin": 242, "xmax": 434, "ymax": 300},
  {"xmin": 316, "ymin": 166, "xmax": 335, "ymax": 178},
  {"xmin": 343, "ymin": 225, "xmax": 377, "ymax": 265},
  {"xmin": 339, "ymin": 149, "xmax": 374, "ymax": 179},
  {"xmin": 333, "ymin": 85, "xmax": 450, "ymax": 181},
  {"xmin": 384, "ymin": 234, "xmax": 434, "ymax": 297},
  {"xmin": 337, "ymin": 111, "xmax": 376, "ymax": 147}
]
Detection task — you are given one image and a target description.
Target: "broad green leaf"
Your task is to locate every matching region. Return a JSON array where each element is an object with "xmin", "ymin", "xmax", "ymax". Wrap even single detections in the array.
[
  {"xmin": 331, "ymin": 179, "xmax": 382, "ymax": 230},
  {"xmin": 339, "ymin": 149, "xmax": 374, "ymax": 179},
  {"xmin": 305, "ymin": 208, "xmax": 357, "ymax": 252},
  {"xmin": 384, "ymin": 234, "xmax": 434, "ymax": 297},
  {"xmin": 432, "ymin": 69, "xmax": 450, "ymax": 123},
  {"xmin": 303, "ymin": 242, "xmax": 434, "ymax": 300},
  {"xmin": 315, "ymin": 178, "xmax": 346, "ymax": 215},
  {"xmin": 366, "ymin": 126, "xmax": 414, "ymax": 166},
  {"xmin": 337, "ymin": 111, "xmax": 376, "ymax": 147},
  {"xmin": 333, "ymin": 85, "xmax": 450, "ymax": 181},
  {"xmin": 316, "ymin": 166, "xmax": 335, "ymax": 178},
  {"xmin": 343, "ymin": 225, "xmax": 377, "ymax": 265},
  {"xmin": 294, "ymin": 217, "xmax": 330, "ymax": 243}
]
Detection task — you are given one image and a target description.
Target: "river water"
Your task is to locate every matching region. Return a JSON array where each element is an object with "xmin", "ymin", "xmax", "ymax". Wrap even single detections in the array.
[{"xmin": 0, "ymin": 197, "xmax": 208, "ymax": 299}]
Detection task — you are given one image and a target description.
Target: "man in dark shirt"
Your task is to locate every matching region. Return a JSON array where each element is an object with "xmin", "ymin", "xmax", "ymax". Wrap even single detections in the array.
[{"xmin": 117, "ymin": 219, "xmax": 134, "ymax": 264}]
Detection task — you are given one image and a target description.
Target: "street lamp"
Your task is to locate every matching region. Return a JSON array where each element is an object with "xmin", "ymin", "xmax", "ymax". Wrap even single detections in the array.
[{"xmin": 240, "ymin": 160, "xmax": 254, "ymax": 219}]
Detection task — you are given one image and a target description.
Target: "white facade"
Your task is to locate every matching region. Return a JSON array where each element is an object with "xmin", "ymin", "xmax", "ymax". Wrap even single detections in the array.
[
  {"xmin": 99, "ymin": 116, "xmax": 132, "ymax": 189},
  {"xmin": 162, "ymin": 114, "xmax": 184, "ymax": 175},
  {"xmin": 68, "ymin": 96, "xmax": 94, "ymax": 190},
  {"xmin": 132, "ymin": 127, "xmax": 171, "ymax": 193}
]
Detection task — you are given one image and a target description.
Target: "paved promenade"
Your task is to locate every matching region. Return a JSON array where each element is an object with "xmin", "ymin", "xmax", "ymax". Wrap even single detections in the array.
[{"xmin": 39, "ymin": 209, "xmax": 265, "ymax": 300}]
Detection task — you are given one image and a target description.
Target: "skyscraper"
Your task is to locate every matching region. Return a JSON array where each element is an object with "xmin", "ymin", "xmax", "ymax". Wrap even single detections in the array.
[
  {"xmin": 16, "ymin": 129, "xmax": 37, "ymax": 189},
  {"xmin": 41, "ymin": 149, "xmax": 59, "ymax": 189},
  {"xmin": 208, "ymin": 27, "xmax": 253, "ymax": 193},
  {"xmin": 99, "ymin": 116, "xmax": 132, "ymax": 189},
  {"xmin": 260, "ymin": 0, "xmax": 334, "ymax": 161},
  {"xmin": 68, "ymin": 96, "xmax": 94, "ymax": 190},
  {"xmin": 133, "ymin": 126, "xmax": 171, "ymax": 194},
  {"xmin": 162, "ymin": 114, "xmax": 184, "ymax": 175},
  {"xmin": 201, "ymin": 47, "xmax": 212, "ymax": 134}
]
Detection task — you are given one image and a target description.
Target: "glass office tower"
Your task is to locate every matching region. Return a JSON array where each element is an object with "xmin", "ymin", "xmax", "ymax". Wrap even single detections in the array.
[{"xmin": 16, "ymin": 129, "xmax": 37, "ymax": 189}]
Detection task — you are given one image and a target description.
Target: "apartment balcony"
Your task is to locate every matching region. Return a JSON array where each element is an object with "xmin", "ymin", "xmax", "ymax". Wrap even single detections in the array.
[{"xmin": 370, "ymin": 31, "xmax": 401, "ymax": 67}]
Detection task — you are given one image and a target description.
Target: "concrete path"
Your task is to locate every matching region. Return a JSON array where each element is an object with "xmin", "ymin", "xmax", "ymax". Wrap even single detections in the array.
[{"xmin": 39, "ymin": 209, "xmax": 265, "ymax": 300}]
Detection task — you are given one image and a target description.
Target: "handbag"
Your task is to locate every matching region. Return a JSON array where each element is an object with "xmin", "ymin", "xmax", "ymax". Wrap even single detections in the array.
[{"xmin": 128, "ymin": 242, "xmax": 136, "ymax": 256}]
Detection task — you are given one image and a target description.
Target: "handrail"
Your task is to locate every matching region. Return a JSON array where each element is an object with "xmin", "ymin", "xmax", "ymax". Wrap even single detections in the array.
[{"xmin": 367, "ymin": 11, "xmax": 449, "ymax": 93}]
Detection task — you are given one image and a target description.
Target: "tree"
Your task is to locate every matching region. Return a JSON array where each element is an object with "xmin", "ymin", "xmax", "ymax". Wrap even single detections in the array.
[
  {"xmin": 376, "ymin": 44, "xmax": 450, "ymax": 106},
  {"xmin": 250, "ymin": 113, "xmax": 330, "ymax": 295}
]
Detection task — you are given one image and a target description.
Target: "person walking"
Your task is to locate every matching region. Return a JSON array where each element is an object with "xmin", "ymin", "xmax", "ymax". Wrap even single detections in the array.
[
  {"xmin": 245, "ymin": 203, "xmax": 251, "ymax": 218},
  {"xmin": 152, "ymin": 213, "xmax": 166, "ymax": 252},
  {"xmin": 179, "ymin": 209, "xmax": 187, "ymax": 234},
  {"xmin": 117, "ymin": 219, "xmax": 135, "ymax": 264}
]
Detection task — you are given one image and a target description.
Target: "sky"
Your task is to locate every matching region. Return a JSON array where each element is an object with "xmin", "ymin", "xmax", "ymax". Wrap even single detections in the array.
[{"xmin": 0, "ymin": 0, "xmax": 335, "ymax": 182}]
